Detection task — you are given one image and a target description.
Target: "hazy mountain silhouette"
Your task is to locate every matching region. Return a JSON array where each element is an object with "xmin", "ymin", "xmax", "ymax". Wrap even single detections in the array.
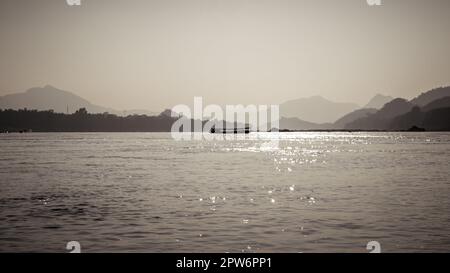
[
  {"xmin": 376, "ymin": 98, "xmax": 415, "ymax": 119},
  {"xmin": 389, "ymin": 97, "xmax": 450, "ymax": 130},
  {"xmin": 421, "ymin": 96, "xmax": 450, "ymax": 112},
  {"xmin": 2, "ymin": 85, "xmax": 449, "ymax": 132},
  {"xmin": 333, "ymin": 108, "xmax": 378, "ymax": 129},
  {"xmin": 279, "ymin": 88, "xmax": 450, "ymax": 130},
  {"xmin": 345, "ymin": 98, "xmax": 414, "ymax": 130},
  {"xmin": 389, "ymin": 106, "xmax": 450, "ymax": 131},
  {"xmin": 388, "ymin": 106, "xmax": 424, "ymax": 130},
  {"xmin": 280, "ymin": 95, "xmax": 359, "ymax": 124},
  {"xmin": 345, "ymin": 86, "xmax": 450, "ymax": 130},
  {"xmin": 410, "ymin": 86, "xmax": 450, "ymax": 106},
  {"xmin": 277, "ymin": 108, "xmax": 383, "ymax": 130},
  {"xmin": 363, "ymin": 94, "xmax": 394, "ymax": 109},
  {"xmin": 0, "ymin": 85, "xmax": 157, "ymax": 116}
]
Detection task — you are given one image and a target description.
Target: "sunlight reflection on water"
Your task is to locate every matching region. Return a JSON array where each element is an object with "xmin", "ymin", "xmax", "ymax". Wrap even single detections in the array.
[{"xmin": 0, "ymin": 132, "xmax": 449, "ymax": 252}]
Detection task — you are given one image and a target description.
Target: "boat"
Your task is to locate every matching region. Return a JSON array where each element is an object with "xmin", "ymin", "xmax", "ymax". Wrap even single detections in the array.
[{"xmin": 210, "ymin": 126, "xmax": 250, "ymax": 134}]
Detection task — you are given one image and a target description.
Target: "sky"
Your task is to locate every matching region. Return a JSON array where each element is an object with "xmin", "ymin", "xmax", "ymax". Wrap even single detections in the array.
[{"xmin": 0, "ymin": 0, "xmax": 449, "ymax": 112}]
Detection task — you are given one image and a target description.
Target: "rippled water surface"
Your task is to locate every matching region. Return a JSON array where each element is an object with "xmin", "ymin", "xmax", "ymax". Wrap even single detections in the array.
[{"xmin": 1, "ymin": 132, "xmax": 450, "ymax": 252}]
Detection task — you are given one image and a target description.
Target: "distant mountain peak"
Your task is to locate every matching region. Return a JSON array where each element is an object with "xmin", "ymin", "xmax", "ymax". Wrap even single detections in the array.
[
  {"xmin": 345, "ymin": 97, "xmax": 414, "ymax": 130},
  {"xmin": 333, "ymin": 108, "xmax": 377, "ymax": 128},
  {"xmin": 43, "ymin": 84, "xmax": 57, "ymax": 89},
  {"xmin": 0, "ymin": 85, "xmax": 156, "ymax": 116},
  {"xmin": 309, "ymin": 95, "xmax": 326, "ymax": 100},
  {"xmin": 28, "ymin": 85, "xmax": 57, "ymax": 91},
  {"xmin": 381, "ymin": 98, "xmax": 413, "ymax": 114},
  {"xmin": 280, "ymin": 95, "xmax": 359, "ymax": 124},
  {"xmin": 364, "ymin": 94, "xmax": 394, "ymax": 109},
  {"xmin": 26, "ymin": 85, "xmax": 73, "ymax": 96}
]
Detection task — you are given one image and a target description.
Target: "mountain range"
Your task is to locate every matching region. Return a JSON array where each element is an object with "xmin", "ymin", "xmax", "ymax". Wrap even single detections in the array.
[
  {"xmin": 1, "ymin": 85, "xmax": 449, "ymax": 131},
  {"xmin": 276, "ymin": 93, "xmax": 393, "ymax": 130},
  {"xmin": 0, "ymin": 85, "xmax": 157, "ymax": 116},
  {"xmin": 363, "ymin": 94, "xmax": 394, "ymax": 109},
  {"xmin": 1, "ymin": 85, "xmax": 390, "ymax": 124},
  {"xmin": 345, "ymin": 86, "xmax": 450, "ymax": 131},
  {"xmin": 277, "ymin": 87, "xmax": 450, "ymax": 131},
  {"xmin": 280, "ymin": 96, "xmax": 359, "ymax": 124}
]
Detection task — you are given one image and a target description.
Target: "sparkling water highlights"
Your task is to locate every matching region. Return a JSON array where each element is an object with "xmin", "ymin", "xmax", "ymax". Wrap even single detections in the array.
[{"xmin": 0, "ymin": 132, "xmax": 449, "ymax": 252}]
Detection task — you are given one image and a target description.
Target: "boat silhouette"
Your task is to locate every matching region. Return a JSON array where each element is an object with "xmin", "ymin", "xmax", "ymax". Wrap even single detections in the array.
[{"xmin": 210, "ymin": 126, "xmax": 250, "ymax": 134}]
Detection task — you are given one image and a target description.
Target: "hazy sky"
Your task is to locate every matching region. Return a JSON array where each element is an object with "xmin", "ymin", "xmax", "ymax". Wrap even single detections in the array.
[{"xmin": 0, "ymin": 0, "xmax": 449, "ymax": 111}]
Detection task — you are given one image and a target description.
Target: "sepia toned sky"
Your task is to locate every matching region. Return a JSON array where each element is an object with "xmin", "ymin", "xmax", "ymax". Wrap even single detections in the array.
[{"xmin": 0, "ymin": 0, "xmax": 449, "ymax": 111}]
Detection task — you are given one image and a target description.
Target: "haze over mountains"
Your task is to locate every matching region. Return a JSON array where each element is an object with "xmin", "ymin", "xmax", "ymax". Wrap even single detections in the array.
[
  {"xmin": 277, "ymin": 87, "xmax": 450, "ymax": 131},
  {"xmin": 333, "ymin": 108, "xmax": 378, "ymax": 129},
  {"xmin": 345, "ymin": 98, "xmax": 415, "ymax": 130},
  {"xmin": 1, "ymin": 85, "xmax": 450, "ymax": 131},
  {"xmin": 0, "ymin": 85, "xmax": 157, "ymax": 117},
  {"xmin": 280, "ymin": 96, "xmax": 359, "ymax": 124},
  {"xmin": 345, "ymin": 86, "xmax": 450, "ymax": 131},
  {"xmin": 277, "ymin": 93, "xmax": 396, "ymax": 130},
  {"xmin": 363, "ymin": 94, "xmax": 394, "ymax": 109},
  {"xmin": 0, "ymin": 85, "xmax": 390, "ymax": 124},
  {"xmin": 410, "ymin": 87, "xmax": 450, "ymax": 106}
]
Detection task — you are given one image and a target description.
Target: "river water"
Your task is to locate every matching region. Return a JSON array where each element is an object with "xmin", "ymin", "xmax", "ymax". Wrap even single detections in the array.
[{"xmin": 0, "ymin": 132, "xmax": 449, "ymax": 252}]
